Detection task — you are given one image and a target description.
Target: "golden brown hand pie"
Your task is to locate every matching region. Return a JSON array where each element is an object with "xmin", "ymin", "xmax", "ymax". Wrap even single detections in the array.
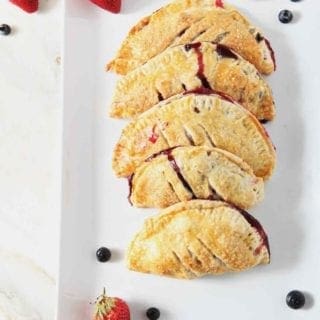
[
  {"xmin": 127, "ymin": 200, "xmax": 270, "ymax": 279},
  {"xmin": 112, "ymin": 93, "xmax": 276, "ymax": 179},
  {"xmin": 107, "ymin": 0, "xmax": 275, "ymax": 75},
  {"xmin": 130, "ymin": 146, "xmax": 264, "ymax": 209},
  {"xmin": 109, "ymin": 42, "xmax": 275, "ymax": 121}
]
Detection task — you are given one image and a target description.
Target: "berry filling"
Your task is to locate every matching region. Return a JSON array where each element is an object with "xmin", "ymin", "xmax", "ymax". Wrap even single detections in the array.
[
  {"xmin": 264, "ymin": 38, "xmax": 277, "ymax": 71},
  {"xmin": 184, "ymin": 43, "xmax": 238, "ymax": 91},
  {"xmin": 183, "ymin": 87, "xmax": 235, "ymax": 104},
  {"xmin": 148, "ymin": 125, "xmax": 159, "ymax": 144},
  {"xmin": 145, "ymin": 148, "xmax": 227, "ymax": 201},
  {"xmin": 216, "ymin": 44, "xmax": 238, "ymax": 60},
  {"xmin": 215, "ymin": 0, "xmax": 224, "ymax": 8},
  {"xmin": 145, "ymin": 147, "xmax": 179, "ymax": 162},
  {"xmin": 145, "ymin": 148, "xmax": 195, "ymax": 197},
  {"xmin": 185, "ymin": 43, "xmax": 211, "ymax": 89},
  {"xmin": 255, "ymin": 33, "xmax": 264, "ymax": 43},
  {"xmin": 167, "ymin": 151, "xmax": 196, "ymax": 198},
  {"xmin": 235, "ymin": 206, "xmax": 270, "ymax": 256}
]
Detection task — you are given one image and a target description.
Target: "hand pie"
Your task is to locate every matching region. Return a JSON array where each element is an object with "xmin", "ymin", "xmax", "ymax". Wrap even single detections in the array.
[
  {"xmin": 130, "ymin": 146, "xmax": 264, "ymax": 209},
  {"xmin": 109, "ymin": 42, "xmax": 275, "ymax": 121},
  {"xmin": 127, "ymin": 200, "xmax": 270, "ymax": 279},
  {"xmin": 112, "ymin": 93, "xmax": 276, "ymax": 179},
  {"xmin": 107, "ymin": 0, "xmax": 275, "ymax": 75}
]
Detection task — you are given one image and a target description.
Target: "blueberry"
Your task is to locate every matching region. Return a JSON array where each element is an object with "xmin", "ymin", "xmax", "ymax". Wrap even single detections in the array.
[
  {"xmin": 0, "ymin": 24, "xmax": 11, "ymax": 36},
  {"xmin": 146, "ymin": 307, "xmax": 160, "ymax": 320},
  {"xmin": 96, "ymin": 247, "xmax": 111, "ymax": 262},
  {"xmin": 286, "ymin": 290, "xmax": 306, "ymax": 309},
  {"xmin": 279, "ymin": 10, "xmax": 293, "ymax": 24},
  {"xmin": 291, "ymin": 0, "xmax": 301, "ymax": 2}
]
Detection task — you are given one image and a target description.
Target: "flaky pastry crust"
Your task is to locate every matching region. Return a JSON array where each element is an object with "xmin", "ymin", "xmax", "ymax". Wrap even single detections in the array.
[
  {"xmin": 107, "ymin": 0, "xmax": 275, "ymax": 75},
  {"xmin": 127, "ymin": 200, "xmax": 270, "ymax": 279},
  {"xmin": 112, "ymin": 93, "xmax": 276, "ymax": 179},
  {"xmin": 110, "ymin": 42, "xmax": 275, "ymax": 120},
  {"xmin": 130, "ymin": 146, "xmax": 264, "ymax": 209}
]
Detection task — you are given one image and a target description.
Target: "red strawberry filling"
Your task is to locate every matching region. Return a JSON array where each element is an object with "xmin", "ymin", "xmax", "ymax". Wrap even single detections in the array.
[
  {"xmin": 148, "ymin": 125, "xmax": 159, "ymax": 144},
  {"xmin": 215, "ymin": 0, "xmax": 224, "ymax": 8}
]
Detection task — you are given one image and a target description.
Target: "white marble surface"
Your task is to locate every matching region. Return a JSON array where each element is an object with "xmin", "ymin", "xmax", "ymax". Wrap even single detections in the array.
[{"xmin": 0, "ymin": 1, "xmax": 61, "ymax": 319}]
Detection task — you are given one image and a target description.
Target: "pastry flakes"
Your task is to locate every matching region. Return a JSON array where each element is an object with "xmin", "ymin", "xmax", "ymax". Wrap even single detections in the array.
[
  {"xmin": 107, "ymin": 0, "xmax": 275, "ymax": 75},
  {"xmin": 127, "ymin": 200, "xmax": 270, "ymax": 279},
  {"xmin": 130, "ymin": 146, "xmax": 264, "ymax": 209},
  {"xmin": 112, "ymin": 93, "xmax": 276, "ymax": 179},
  {"xmin": 110, "ymin": 42, "xmax": 275, "ymax": 121}
]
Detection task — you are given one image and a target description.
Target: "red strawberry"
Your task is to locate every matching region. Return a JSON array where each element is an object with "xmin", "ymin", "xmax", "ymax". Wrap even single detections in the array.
[
  {"xmin": 93, "ymin": 289, "xmax": 130, "ymax": 320},
  {"xmin": 10, "ymin": 0, "xmax": 38, "ymax": 13},
  {"xmin": 90, "ymin": 0, "xmax": 121, "ymax": 14}
]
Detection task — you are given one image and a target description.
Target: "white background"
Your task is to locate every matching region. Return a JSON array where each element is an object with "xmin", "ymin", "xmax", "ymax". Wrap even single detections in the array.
[{"xmin": 0, "ymin": 0, "xmax": 61, "ymax": 319}]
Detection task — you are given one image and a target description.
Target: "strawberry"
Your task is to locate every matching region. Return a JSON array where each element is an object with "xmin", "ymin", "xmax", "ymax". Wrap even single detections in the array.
[
  {"xmin": 93, "ymin": 289, "xmax": 130, "ymax": 320},
  {"xmin": 10, "ymin": 0, "xmax": 38, "ymax": 13},
  {"xmin": 89, "ymin": 0, "xmax": 121, "ymax": 14}
]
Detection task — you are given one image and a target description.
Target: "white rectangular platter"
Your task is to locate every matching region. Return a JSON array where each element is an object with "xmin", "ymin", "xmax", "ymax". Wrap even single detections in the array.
[{"xmin": 58, "ymin": 0, "xmax": 320, "ymax": 319}]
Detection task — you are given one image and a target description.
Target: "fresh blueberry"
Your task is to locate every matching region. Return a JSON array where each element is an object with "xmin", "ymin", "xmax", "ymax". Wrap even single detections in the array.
[
  {"xmin": 0, "ymin": 24, "xmax": 11, "ymax": 36},
  {"xmin": 96, "ymin": 247, "xmax": 111, "ymax": 262},
  {"xmin": 291, "ymin": 0, "xmax": 301, "ymax": 2},
  {"xmin": 279, "ymin": 10, "xmax": 293, "ymax": 24},
  {"xmin": 146, "ymin": 307, "xmax": 160, "ymax": 320},
  {"xmin": 286, "ymin": 290, "xmax": 306, "ymax": 309}
]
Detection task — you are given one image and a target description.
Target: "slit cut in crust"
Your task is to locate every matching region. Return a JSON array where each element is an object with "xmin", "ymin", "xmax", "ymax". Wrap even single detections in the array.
[
  {"xmin": 130, "ymin": 146, "xmax": 264, "ymax": 209},
  {"xmin": 127, "ymin": 200, "xmax": 270, "ymax": 279},
  {"xmin": 110, "ymin": 42, "xmax": 275, "ymax": 121},
  {"xmin": 112, "ymin": 93, "xmax": 276, "ymax": 179},
  {"xmin": 107, "ymin": 0, "xmax": 276, "ymax": 75}
]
